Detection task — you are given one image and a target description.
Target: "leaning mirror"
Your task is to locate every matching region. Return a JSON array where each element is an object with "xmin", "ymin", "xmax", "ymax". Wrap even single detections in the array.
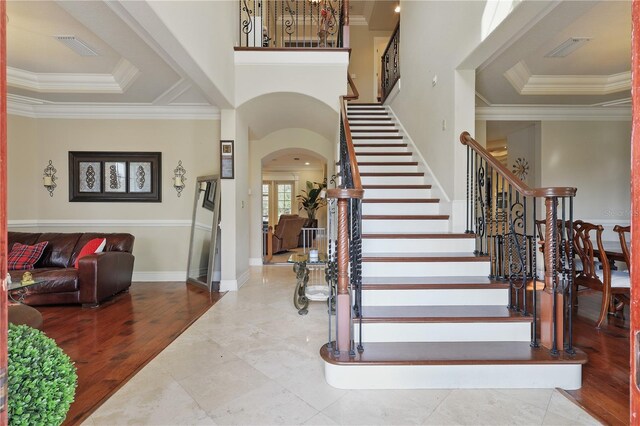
[{"xmin": 186, "ymin": 175, "xmax": 221, "ymax": 291}]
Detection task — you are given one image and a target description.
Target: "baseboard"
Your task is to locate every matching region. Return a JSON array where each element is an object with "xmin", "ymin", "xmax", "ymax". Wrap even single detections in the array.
[
  {"xmin": 237, "ymin": 269, "xmax": 251, "ymax": 289},
  {"xmin": 219, "ymin": 269, "xmax": 252, "ymax": 292},
  {"xmin": 133, "ymin": 271, "xmax": 186, "ymax": 282},
  {"xmin": 249, "ymin": 257, "xmax": 264, "ymax": 266}
]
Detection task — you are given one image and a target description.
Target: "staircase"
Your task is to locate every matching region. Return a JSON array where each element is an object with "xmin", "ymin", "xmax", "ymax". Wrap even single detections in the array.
[{"xmin": 321, "ymin": 102, "xmax": 586, "ymax": 390}]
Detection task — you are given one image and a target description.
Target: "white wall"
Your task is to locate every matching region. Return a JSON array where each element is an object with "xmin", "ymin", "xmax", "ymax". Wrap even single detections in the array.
[
  {"xmin": 249, "ymin": 128, "xmax": 335, "ymax": 264},
  {"xmin": 349, "ymin": 25, "xmax": 393, "ymax": 103},
  {"xmin": 7, "ymin": 115, "xmax": 220, "ymax": 280},
  {"xmin": 389, "ymin": 1, "xmax": 486, "ymax": 202},
  {"xmin": 540, "ymin": 120, "xmax": 631, "ymax": 239},
  {"xmin": 234, "ymin": 50, "xmax": 349, "ymax": 111}
]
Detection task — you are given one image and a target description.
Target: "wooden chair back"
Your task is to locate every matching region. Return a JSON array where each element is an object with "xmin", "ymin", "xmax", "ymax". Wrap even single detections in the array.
[{"xmin": 613, "ymin": 225, "xmax": 631, "ymax": 266}]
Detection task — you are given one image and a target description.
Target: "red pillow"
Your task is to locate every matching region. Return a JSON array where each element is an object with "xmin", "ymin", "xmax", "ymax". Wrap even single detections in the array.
[
  {"xmin": 74, "ymin": 238, "xmax": 107, "ymax": 268},
  {"xmin": 8, "ymin": 241, "xmax": 48, "ymax": 271}
]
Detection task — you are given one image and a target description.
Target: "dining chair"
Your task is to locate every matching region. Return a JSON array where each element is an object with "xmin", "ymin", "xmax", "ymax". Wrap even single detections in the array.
[
  {"xmin": 612, "ymin": 225, "xmax": 631, "ymax": 313},
  {"xmin": 573, "ymin": 221, "xmax": 629, "ymax": 328}
]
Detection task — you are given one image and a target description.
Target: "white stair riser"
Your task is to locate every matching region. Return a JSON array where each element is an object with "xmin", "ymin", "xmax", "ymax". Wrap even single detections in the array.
[
  {"xmin": 361, "ymin": 176, "xmax": 424, "ymax": 185},
  {"xmin": 347, "ymin": 116, "xmax": 390, "ymax": 121},
  {"xmin": 361, "ymin": 288, "xmax": 509, "ymax": 306},
  {"xmin": 357, "ymin": 155, "xmax": 414, "ymax": 163},
  {"xmin": 362, "ymin": 203, "xmax": 439, "ymax": 215},
  {"xmin": 352, "ymin": 132, "xmax": 401, "ymax": 137},
  {"xmin": 349, "ymin": 120, "xmax": 394, "ymax": 125},
  {"xmin": 362, "ymin": 238, "xmax": 474, "ymax": 253},
  {"xmin": 363, "ymin": 188, "xmax": 432, "ymax": 199},
  {"xmin": 362, "ymin": 261, "xmax": 490, "ymax": 277},
  {"xmin": 355, "ymin": 322, "xmax": 531, "ymax": 343},
  {"xmin": 352, "ymin": 139, "xmax": 404, "ymax": 144},
  {"xmin": 359, "ymin": 165, "xmax": 418, "ymax": 173},
  {"xmin": 355, "ymin": 146, "xmax": 408, "ymax": 153},
  {"xmin": 363, "ymin": 220, "xmax": 448, "ymax": 233},
  {"xmin": 324, "ymin": 363, "xmax": 582, "ymax": 390},
  {"xmin": 350, "ymin": 125, "xmax": 398, "ymax": 130}
]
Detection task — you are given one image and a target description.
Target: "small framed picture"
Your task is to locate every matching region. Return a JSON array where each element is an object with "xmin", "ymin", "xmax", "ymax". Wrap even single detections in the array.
[{"xmin": 220, "ymin": 140, "xmax": 234, "ymax": 179}]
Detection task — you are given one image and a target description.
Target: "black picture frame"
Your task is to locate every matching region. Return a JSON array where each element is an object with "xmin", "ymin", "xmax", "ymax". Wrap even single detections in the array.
[
  {"xmin": 202, "ymin": 181, "xmax": 216, "ymax": 211},
  {"xmin": 69, "ymin": 151, "xmax": 162, "ymax": 202},
  {"xmin": 220, "ymin": 140, "xmax": 234, "ymax": 179}
]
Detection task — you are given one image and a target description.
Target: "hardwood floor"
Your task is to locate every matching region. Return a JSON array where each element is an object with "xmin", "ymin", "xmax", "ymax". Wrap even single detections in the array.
[
  {"xmin": 566, "ymin": 290, "xmax": 630, "ymax": 425},
  {"xmin": 37, "ymin": 282, "xmax": 223, "ymax": 426}
]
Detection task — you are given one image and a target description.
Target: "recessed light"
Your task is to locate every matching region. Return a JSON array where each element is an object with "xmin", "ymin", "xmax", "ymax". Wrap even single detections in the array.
[
  {"xmin": 394, "ymin": 5, "xmax": 400, "ymax": 13},
  {"xmin": 294, "ymin": 157, "xmax": 300, "ymax": 161},
  {"xmin": 305, "ymin": 162, "xmax": 310, "ymax": 165}
]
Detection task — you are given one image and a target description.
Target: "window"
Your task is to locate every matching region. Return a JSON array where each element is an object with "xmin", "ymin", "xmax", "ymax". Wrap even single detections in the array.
[{"xmin": 276, "ymin": 183, "xmax": 293, "ymax": 217}]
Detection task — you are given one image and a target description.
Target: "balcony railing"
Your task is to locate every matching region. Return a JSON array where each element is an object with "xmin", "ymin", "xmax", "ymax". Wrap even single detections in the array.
[
  {"xmin": 239, "ymin": 0, "xmax": 345, "ymax": 48},
  {"xmin": 380, "ymin": 22, "xmax": 399, "ymax": 102}
]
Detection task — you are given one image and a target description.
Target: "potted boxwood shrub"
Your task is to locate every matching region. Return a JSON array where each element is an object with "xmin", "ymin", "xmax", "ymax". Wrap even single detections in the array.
[{"xmin": 8, "ymin": 324, "xmax": 77, "ymax": 426}]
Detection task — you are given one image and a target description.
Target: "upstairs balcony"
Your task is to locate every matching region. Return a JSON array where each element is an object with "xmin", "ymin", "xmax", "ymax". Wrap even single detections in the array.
[{"xmin": 238, "ymin": 0, "xmax": 348, "ymax": 49}]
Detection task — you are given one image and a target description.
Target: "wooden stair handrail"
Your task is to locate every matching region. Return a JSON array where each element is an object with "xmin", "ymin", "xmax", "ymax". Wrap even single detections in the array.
[
  {"xmin": 345, "ymin": 74, "xmax": 359, "ymax": 101},
  {"xmin": 340, "ymin": 78, "xmax": 361, "ymax": 190},
  {"xmin": 460, "ymin": 132, "xmax": 576, "ymax": 198}
]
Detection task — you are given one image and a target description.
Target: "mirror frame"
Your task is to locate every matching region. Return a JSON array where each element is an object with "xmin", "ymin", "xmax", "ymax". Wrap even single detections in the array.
[{"xmin": 186, "ymin": 175, "xmax": 220, "ymax": 291}]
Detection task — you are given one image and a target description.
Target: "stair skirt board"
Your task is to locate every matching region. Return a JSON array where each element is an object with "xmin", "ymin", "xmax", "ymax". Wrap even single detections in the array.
[
  {"xmin": 362, "ymin": 261, "xmax": 490, "ymax": 277},
  {"xmin": 324, "ymin": 363, "xmax": 582, "ymax": 390},
  {"xmin": 361, "ymin": 288, "xmax": 509, "ymax": 306},
  {"xmin": 354, "ymin": 322, "xmax": 532, "ymax": 343},
  {"xmin": 362, "ymin": 238, "xmax": 473, "ymax": 253},
  {"xmin": 363, "ymin": 220, "xmax": 449, "ymax": 233}
]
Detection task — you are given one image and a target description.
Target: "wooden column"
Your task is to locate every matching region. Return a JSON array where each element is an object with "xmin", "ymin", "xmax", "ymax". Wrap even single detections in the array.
[
  {"xmin": 0, "ymin": 0, "xmax": 8, "ymax": 423},
  {"xmin": 328, "ymin": 188, "xmax": 363, "ymax": 353},
  {"xmin": 540, "ymin": 197, "xmax": 563, "ymax": 351},
  {"xmin": 630, "ymin": 1, "xmax": 640, "ymax": 422}
]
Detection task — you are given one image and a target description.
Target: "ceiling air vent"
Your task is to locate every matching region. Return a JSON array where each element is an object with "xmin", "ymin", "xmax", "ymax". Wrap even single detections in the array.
[
  {"xmin": 53, "ymin": 36, "xmax": 99, "ymax": 56},
  {"xmin": 544, "ymin": 37, "xmax": 591, "ymax": 58}
]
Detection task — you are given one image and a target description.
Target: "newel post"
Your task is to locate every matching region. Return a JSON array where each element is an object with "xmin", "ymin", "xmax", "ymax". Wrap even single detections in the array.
[
  {"xmin": 540, "ymin": 197, "xmax": 564, "ymax": 353},
  {"xmin": 327, "ymin": 187, "xmax": 363, "ymax": 353},
  {"xmin": 342, "ymin": 0, "xmax": 350, "ymax": 48}
]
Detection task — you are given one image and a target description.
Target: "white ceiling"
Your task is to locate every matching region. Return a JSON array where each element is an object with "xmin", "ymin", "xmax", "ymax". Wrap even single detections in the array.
[
  {"xmin": 6, "ymin": 0, "xmax": 214, "ymax": 117},
  {"xmin": 476, "ymin": 0, "xmax": 631, "ymax": 106},
  {"xmin": 262, "ymin": 148, "xmax": 326, "ymax": 172}
]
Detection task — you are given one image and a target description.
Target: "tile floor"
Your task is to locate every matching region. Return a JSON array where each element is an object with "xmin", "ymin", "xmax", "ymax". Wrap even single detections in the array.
[{"xmin": 84, "ymin": 266, "xmax": 600, "ymax": 425}]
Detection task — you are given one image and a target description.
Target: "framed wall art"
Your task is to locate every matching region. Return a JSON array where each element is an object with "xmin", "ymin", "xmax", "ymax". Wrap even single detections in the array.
[
  {"xmin": 69, "ymin": 152, "xmax": 162, "ymax": 202},
  {"xmin": 220, "ymin": 140, "xmax": 234, "ymax": 179}
]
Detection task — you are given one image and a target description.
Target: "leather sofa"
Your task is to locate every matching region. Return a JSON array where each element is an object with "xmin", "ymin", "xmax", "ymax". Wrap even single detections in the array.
[
  {"xmin": 8, "ymin": 232, "xmax": 135, "ymax": 307},
  {"xmin": 271, "ymin": 215, "xmax": 306, "ymax": 254}
]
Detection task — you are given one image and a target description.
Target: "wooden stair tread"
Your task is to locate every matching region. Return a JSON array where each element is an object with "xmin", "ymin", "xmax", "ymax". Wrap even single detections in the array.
[
  {"xmin": 354, "ymin": 144, "xmax": 407, "ymax": 148},
  {"xmin": 348, "ymin": 112, "xmax": 389, "ymax": 116},
  {"xmin": 362, "ymin": 252, "xmax": 490, "ymax": 262},
  {"xmin": 348, "ymin": 118, "xmax": 392, "ymax": 121},
  {"xmin": 360, "ymin": 305, "xmax": 531, "ymax": 322},
  {"xmin": 351, "ymin": 129, "xmax": 400, "ymax": 133},
  {"xmin": 362, "ymin": 232, "xmax": 474, "ymax": 239},
  {"xmin": 353, "ymin": 135, "xmax": 403, "ymax": 139},
  {"xmin": 361, "ymin": 276, "xmax": 508, "ymax": 290},
  {"xmin": 350, "ymin": 123, "xmax": 397, "ymax": 126},
  {"xmin": 362, "ymin": 198, "xmax": 440, "ymax": 203},
  {"xmin": 358, "ymin": 161, "xmax": 418, "ymax": 166},
  {"xmin": 320, "ymin": 342, "xmax": 587, "ymax": 365},
  {"xmin": 355, "ymin": 152, "xmax": 412, "ymax": 156},
  {"xmin": 363, "ymin": 215, "xmax": 449, "ymax": 220},
  {"xmin": 362, "ymin": 184, "xmax": 431, "ymax": 189},
  {"xmin": 360, "ymin": 172, "xmax": 424, "ymax": 176},
  {"xmin": 348, "ymin": 102, "xmax": 383, "ymax": 106}
]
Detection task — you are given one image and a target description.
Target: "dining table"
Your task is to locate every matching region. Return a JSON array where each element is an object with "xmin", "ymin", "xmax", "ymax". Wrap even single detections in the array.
[{"xmin": 595, "ymin": 240, "xmax": 630, "ymax": 267}]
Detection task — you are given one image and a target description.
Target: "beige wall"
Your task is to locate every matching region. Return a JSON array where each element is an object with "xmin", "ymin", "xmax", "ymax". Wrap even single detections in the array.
[
  {"xmin": 540, "ymin": 120, "xmax": 631, "ymax": 238},
  {"xmin": 7, "ymin": 115, "xmax": 220, "ymax": 279},
  {"xmin": 349, "ymin": 26, "xmax": 393, "ymax": 103}
]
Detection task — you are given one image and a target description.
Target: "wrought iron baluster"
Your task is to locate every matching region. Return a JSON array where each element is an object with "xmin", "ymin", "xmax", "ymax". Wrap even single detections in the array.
[
  {"xmin": 567, "ymin": 197, "xmax": 575, "ymax": 354},
  {"xmin": 531, "ymin": 197, "xmax": 539, "ymax": 347},
  {"xmin": 550, "ymin": 197, "xmax": 559, "ymax": 356}
]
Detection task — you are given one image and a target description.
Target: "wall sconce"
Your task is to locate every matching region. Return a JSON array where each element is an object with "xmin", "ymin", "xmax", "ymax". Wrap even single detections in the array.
[
  {"xmin": 43, "ymin": 160, "xmax": 57, "ymax": 197},
  {"xmin": 172, "ymin": 160, "xmax": 186, "ymax": 197}
]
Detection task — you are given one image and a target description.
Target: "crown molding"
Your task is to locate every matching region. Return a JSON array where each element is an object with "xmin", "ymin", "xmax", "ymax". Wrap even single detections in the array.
[
  {"xmin": 7, "ymin": 59, "xmax": 140, "ymax": 94},
  {"xmin": 7, "ymin": 95, "xmax": 220, "ymax": 120},
  {"xmin": 504, "ymin": 61, "xmax": 631, "ymax": 96},
  {"xmin": 349, "ymin": 15, "xmax": 368, "ymax": 26},
  {"xmin": 476, "ymin": 104, "xmax": 631, "ymax": 121}
]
